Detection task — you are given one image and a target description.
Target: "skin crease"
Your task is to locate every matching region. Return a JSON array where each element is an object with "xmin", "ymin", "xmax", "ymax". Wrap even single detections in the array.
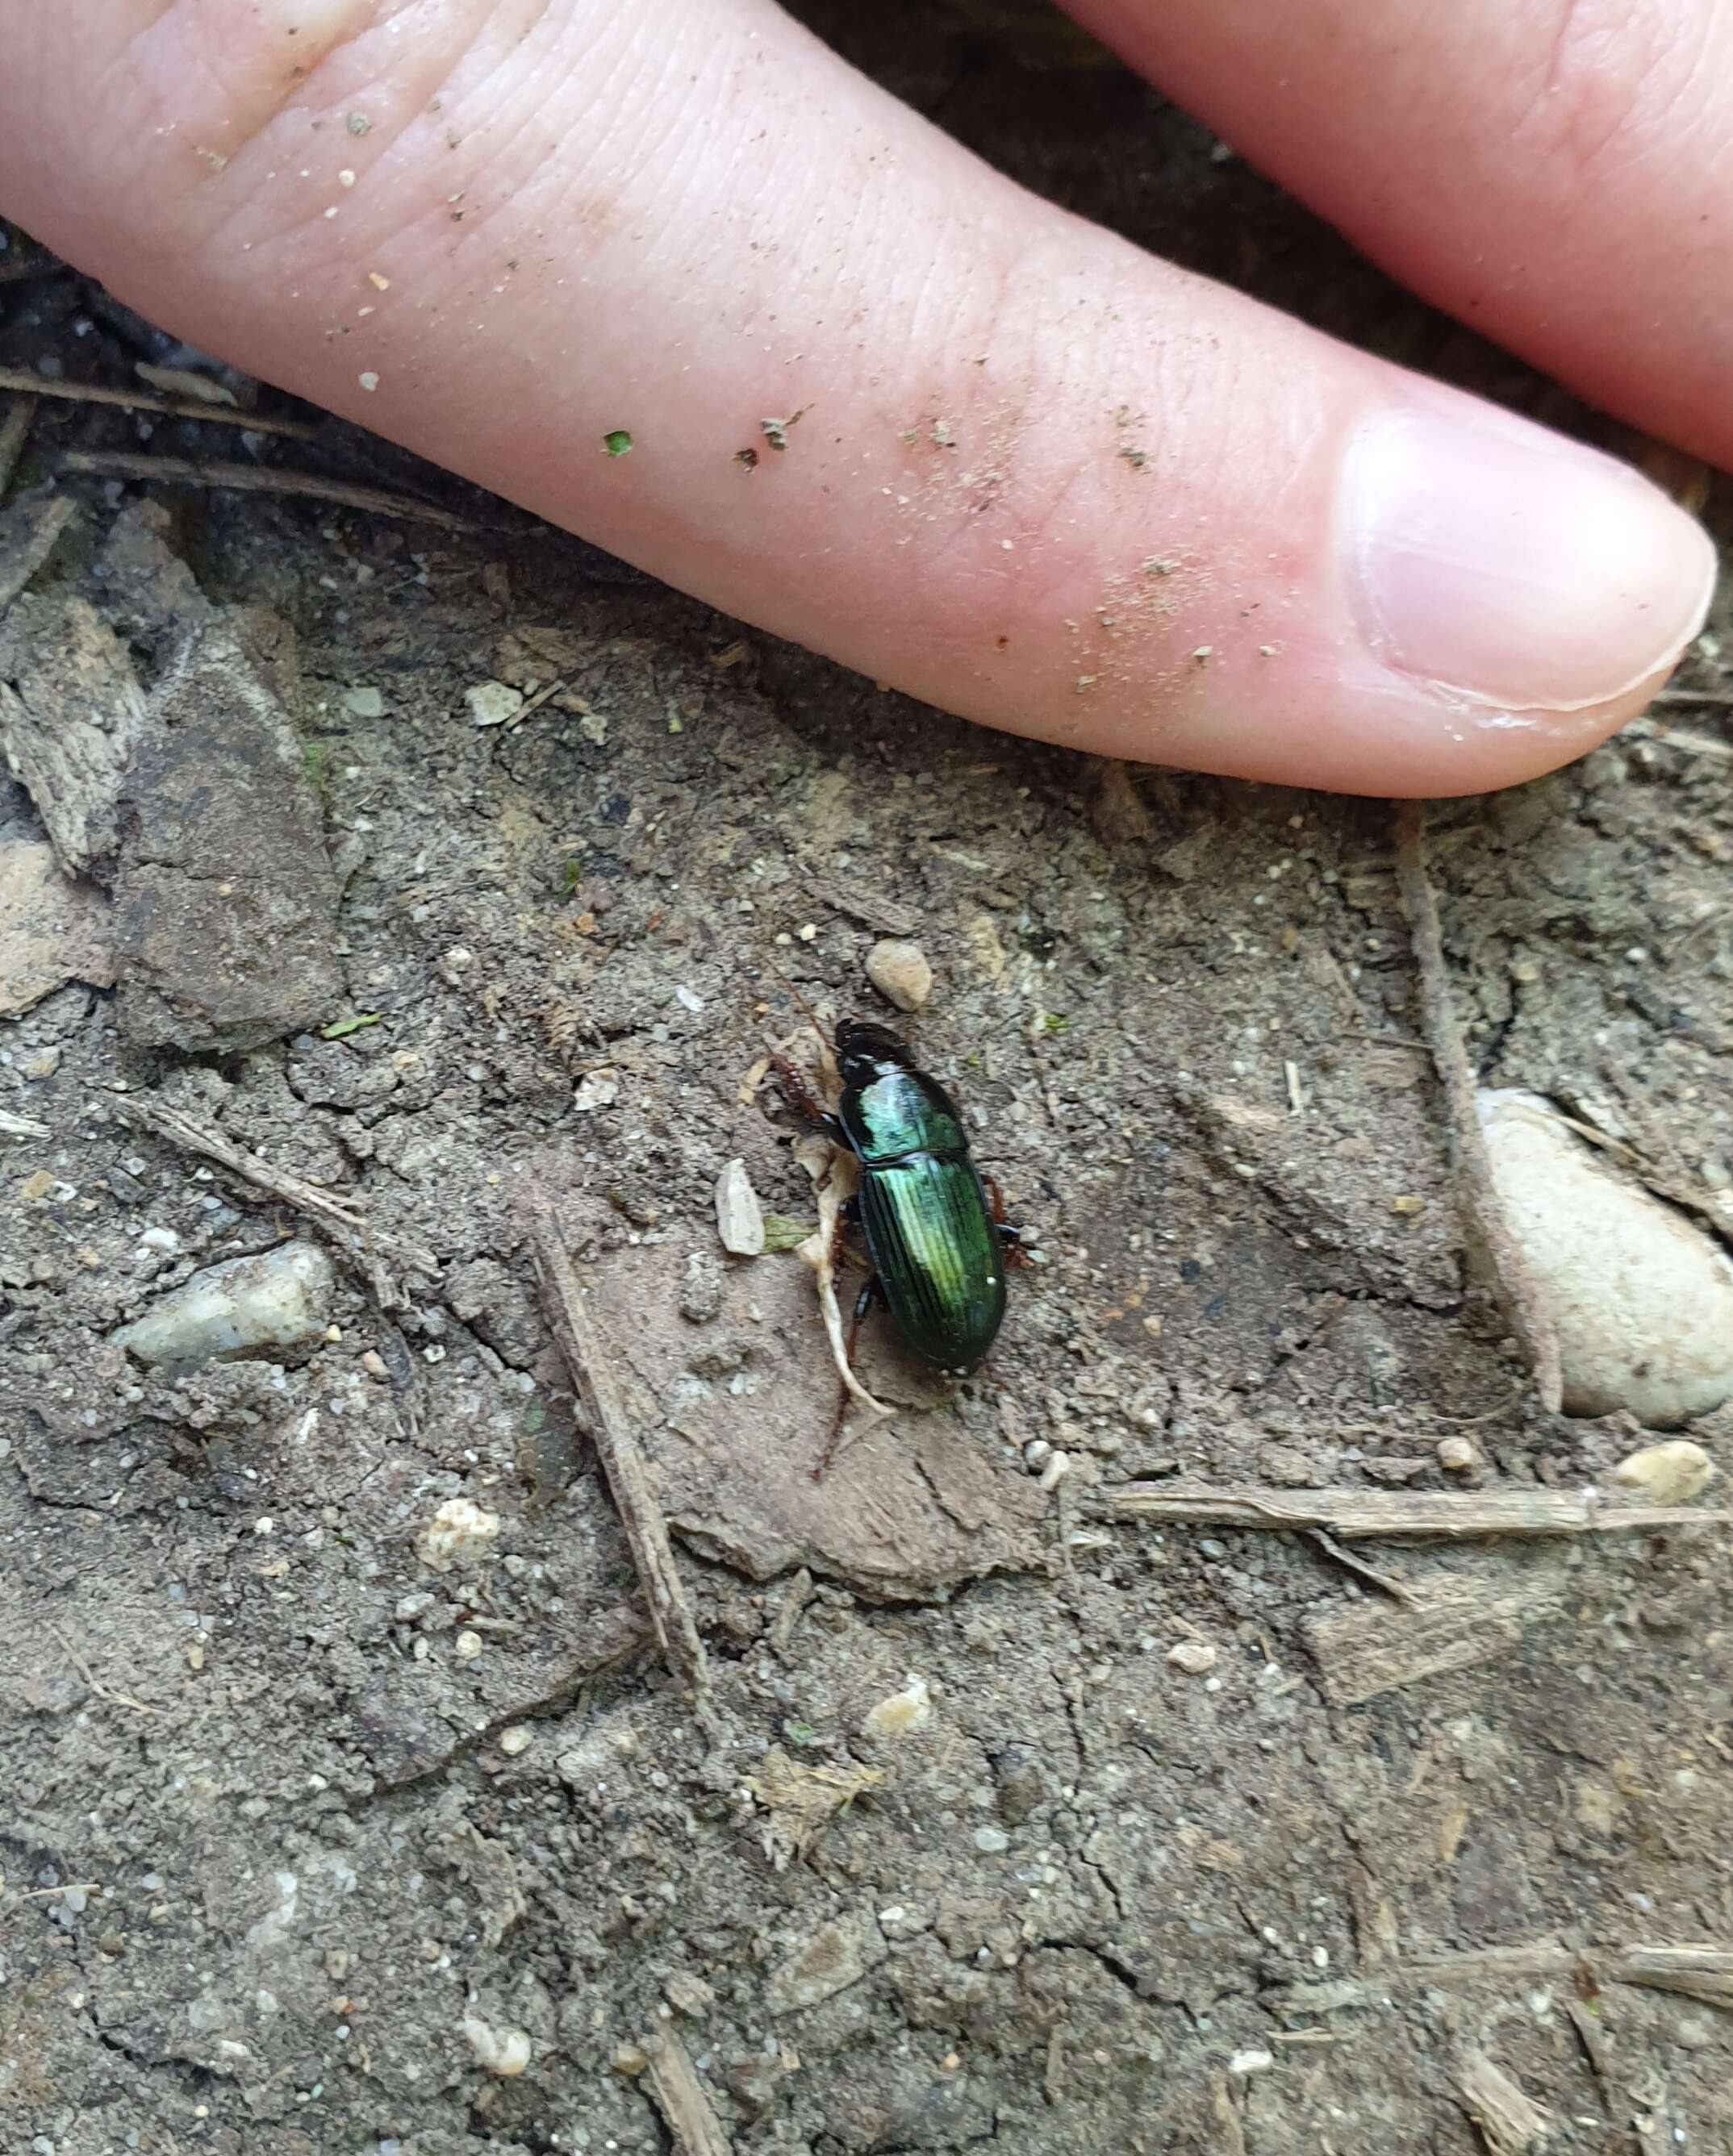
[{"xmin": 0, "ymin": 0, "xmax": 1723, "ymax": 795}]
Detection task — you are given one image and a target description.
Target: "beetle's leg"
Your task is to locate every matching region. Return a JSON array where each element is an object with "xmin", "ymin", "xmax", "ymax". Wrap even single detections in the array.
[
  {"xmin": 812, "ymin": 1276, "xmax": 886, "ymax": 1482},
  {"xmin": 766, "ymin": 1051, "xmax": 844, "ymax": 1141},
  {"xmin": 981, "ymin": 1173, "xmax": 1033, "ymax": 1268}
]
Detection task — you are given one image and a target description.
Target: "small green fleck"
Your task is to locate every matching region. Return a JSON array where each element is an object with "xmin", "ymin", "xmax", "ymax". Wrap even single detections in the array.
[
  {"xmin": 603, "ymin": 429, "xmax": 633, "ymax": 458},
  {"xmin": 782, "ymin": 1718, "xmax": 821, "ymax": 1748},
  {"xmin": 301, "ymin": 739, "xmax": 328, "ymax": 794},
  {"xmin": 1042, "ymin": 1011, "xmax": 1070, "ymax": 1036},
  {"xmin": 762, "ymin": 1213, "xmax": 816, "ymax": 1253},
  {"xmin": 321, "ymin": 1012, "xmax": 382, "ymax": 1040},
  {"xmin": 562, "ymin": 858, "xmax": 584, "ymax": 895}
]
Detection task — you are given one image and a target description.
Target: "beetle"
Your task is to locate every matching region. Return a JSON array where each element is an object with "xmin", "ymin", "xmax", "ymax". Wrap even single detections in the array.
[{"xmin": 777, "ymin": 1015, "xmax": 1021, "ymax": 1413}]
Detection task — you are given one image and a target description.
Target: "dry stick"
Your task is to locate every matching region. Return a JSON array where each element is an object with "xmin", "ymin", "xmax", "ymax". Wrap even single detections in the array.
[
  {"xmin": 1112, "ymin": 1484, "xmax": 1731, "ymax": 1539},
  {"xmin": 1393, "ymin": 802, "xmax": 1563, "ymax": 1413},
  {"xmin": 529, "ymin": 1205, "xmax": 718, "ymax": 1735},
  {"xmin": 53, "ymin": 1628, "xmax": 161, "ymax": 1717},
  {"xmin": 0, "ymin": 365, "xmax": 322, "ymax": 440},
  {"xmin": 0, "ymin": 393, "xmax": 37, "ymax": 496},
  {"xmin": 57, "ymin": 448, "xmax": 475, "ymax": 532},
  {"xmin": 115, "ymin": 1093, "xmax": 436, "ymax": 1308},
  {"xmin": 1306, "ymin": 1528, "xmax": 1421, "ymax": 1606},
  {"xmin": 641, "ymin": 2029, "xmax": 734, "ymax": 2156},
  {"xmin": 1624, "ymin": 715, "xmax": 1733, "ymax": 763}
]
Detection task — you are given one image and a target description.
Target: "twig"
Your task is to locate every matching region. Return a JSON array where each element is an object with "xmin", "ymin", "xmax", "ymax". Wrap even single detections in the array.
[
  {"xmin": 114, "ymin": 1093, "xmax": 436, "ymax": 1307},
  {"xmin": 1111, "ymin": 1483, "xmax": 1731, "ymax": 1538},
  {"xmin": 0, "ymin": 1107, "xmax": 50, "ymax": 1138},
  {"xmin": 641, "ymin": 2029, "xmax": 734, "ymax": 2156},
  {"xmin": 1393, "ymin": 803, "xmax": 1562, "ymax": 1412},
  {"xmin": 0, "ymin": 393, "xmax": 37, "ymax": 496},
  {"xmin": 529, "ymin": 1200, "xmax": 718, "ymax": 1734},
  {"xmin": 57, "ymin": 448, "xmax": 474, "ymax": 532},
  {"xmin": 0, "ymin": 365, "xmax": 321, "ymax": 440},
  {"xmin": 1625, "ymin": 715, "xmax": 1733, "ymax": 762},
  {"xmin": 2, "ymin": 1883, "xmax": 102, "ymax": 1904},
  {"xmin": 1307, "ymin": 1528, "xmax": 1421, "ymax": 1606},
  {"xmin": 1650, "ymin": 688, "xmax": 1733, "ymax": 707},
  {"xmin": 54, "ymin": 1628, "xmax": 161, "ymax": 1716},
  {"xmin": 1456, "ymin": 2049, "xmax": 1550, "ymax": 2155},
  {"xmin": 1615, "ymin": 1944, "xmax": 1733, "ymax": 2008}
]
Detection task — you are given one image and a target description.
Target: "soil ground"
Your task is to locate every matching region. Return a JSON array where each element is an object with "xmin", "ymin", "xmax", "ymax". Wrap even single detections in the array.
[{"xmin": 2, "ymin": 6, "xmax": 1731, "ymax": 2154}]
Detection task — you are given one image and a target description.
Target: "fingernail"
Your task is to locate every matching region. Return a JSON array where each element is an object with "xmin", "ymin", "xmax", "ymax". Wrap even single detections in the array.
[{"xmin": 1343, "ymin": 398, "xmax": 1716, "ymax": 711}]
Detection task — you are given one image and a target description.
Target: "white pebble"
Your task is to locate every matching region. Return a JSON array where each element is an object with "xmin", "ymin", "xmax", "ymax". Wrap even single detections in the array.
[
  {"xmin": 497, "ymin": 1726, "xmax": 533, "ymax": 1756},
  {"xmin": 1437, "ymin": 1436, "xmax": 1476, "ymax": 1471},
  {"xmin": 972, "ymin": 1825, "xmax": 1010, "ymax": 1854},
  {"xmin": 460, "ymin": 2016, "xmax": 531, "ymax": 2076},
  {"xmin": 1038, "ymin": 1450, "xmax": 1070, "ymax": 1492},
  {"xmin": 1613, "ymin": 1440, "xmax": 1718, "ymax": 1506},
  {"xmin": 863, "ymin": 1676, "xmax": 933, "ymax": 1739},
  {"xmin": 1230, "ymin": 2049, "xmax": 1274, "ymax": 2076},
  {"xmin": 1478, "ymin": 1090, "xmax": 1733, "ymax": 1425},
  {"xmin": 866, "ymin": 938, "xmax": 933, "ymax": 1014},
  {"xmin": 416, "ymin": 1497, "xmax": 501, "ymax": 1571},
  {"xmin": 465, "ymin": 681, "xmax": 524, "ymax": 728},
  {"xmin": 111, "ymin": 1241, "xmax": 334, "ymax": 1368},
  {"xmin": 1167, "ymin": 1640, "xmax": 1217, "ymax": 1675},
  {"xmin": 454, "ymin": 1630, "xmax": 483, "ymax": 1662},
  {"xmin": 714, "ymin": 1157, "xmax": 765, "ymax": 1257}
]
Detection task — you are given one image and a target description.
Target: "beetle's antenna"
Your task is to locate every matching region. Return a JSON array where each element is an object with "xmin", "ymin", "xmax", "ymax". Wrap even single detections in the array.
[{"xmin": 766, "ymin": 964, "xmax": 833, "ymax": 1050}]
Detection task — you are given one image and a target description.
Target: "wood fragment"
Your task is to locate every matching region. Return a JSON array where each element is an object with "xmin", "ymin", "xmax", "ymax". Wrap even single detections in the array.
[
  {"xmin": 1111, "ymin": 1483, "xmax": 1730, "ymax": 1539},
  {"xmin": 1624, "ymin": 715, "xmax": 1733, "ymax": 762},
  {"xmin": 0, "ymin": 365, "xmax": 322, "ymax": 439},
  {"xmin": 1209, "ymin": 2071, "xmax": 1248, "ymax": 2156},
  {"xmin": 1305, "ymin": 1570, "xmax": 1562, "ymax": 1705},
  {"xmin": 1456, "ymin": 2050, "xmax": 1550, "ymax": 2155},
  {"xmin": 529, "ymin": 1202, "xmax": 717, "ymax": 1733},
  {"xmin": 1614, "ymin": 1945, "xmax": 1733, "ymax": 2008},
  {"xmin": 741, "ymin": 1745, "xmax": 883, "ymax": 1870},
  {"xmin": 1394, "ymin": 803, "xmax": 1562, "ymax": 1412},
  {"xmin": 57, "ymin": 448, "xmax": 474, "ymax": 532},
  {"xmin": 0, "ymin": 393, "xmax": 37, "ymax": 498},
  {"xmin": 641, "ymin": 2029, "xmax": 733, "ymax": 2156},
  {"xmin": 115, "ymin": 1093, "xmax": 435, "ymax": 1307},
  {"xmin": 0, "ymin": 492, "xmax": 74, "ymax": 613},
  {"xmin": 1307, "ymin": 1528, "xmax": 1421, "ymax": 1606},
  {"xmin": 801, "ymin": 870, "xmax": 917, "ymax": 937},
  {"xmin": 1566, "ymin": 2000, "xmax": 1614, "ymax": 2088}
]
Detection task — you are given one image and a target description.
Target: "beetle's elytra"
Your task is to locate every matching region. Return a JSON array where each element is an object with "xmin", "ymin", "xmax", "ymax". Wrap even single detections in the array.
[{"xmin": 832, "ymin": 1018, "xmax": 1012, "ymax": 1374}]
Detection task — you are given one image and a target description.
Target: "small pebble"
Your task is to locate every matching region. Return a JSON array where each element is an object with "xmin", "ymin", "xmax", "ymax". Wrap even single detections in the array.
[
  {"xmin": 1437, "ymin": 1436, "xmax": 1476, "ymax": 1472},
  {"xmin": 466, "ymin": 681, "xmax": 524, "ymax": 728},
  {"xmin": 714, "ymin": 1157, "xmax": 766, "ymax": 1257},
  {"xmin": 1613, "ymin": 1440, "xmax": 1718, "ymax": 1506},
  {"xmin": 497, "ymin": 1725, "xmax": 532, "ymax": 1756},
  {"xmin": 1167, "ymin": 1640, "xmax": 1217, "ymax": 1676},
  {"xmin": 416, "ymin": 1497, "xmax": 501, "ymax": 1571},
  {"xmin": 1230, "ymin": 2049, "xmax": 1274, "ymax": 2076},
  {"xmin": 972, "ymin": 1825, "xmax": 1010, "ymax": 1854},
  {"xmin": 343, "ymin": 686, "xmax": 385, "ymax": 718},
  {"xmin": 866, "ymin": 938, "xmax": 933, "ymax": 1013},
  {"xmin": 454, "ymin": 1630, "xmax": 483, "ymax": 1662},
  {"xmin": 863, "ymin": 1676, "xmax": 933, "ymax": 1739},
  {"xmin": 460, "ymin": 2016, "xmax": 531, "ymax": 2076},
  {"xmin": 111, "ymin": 1241, "xmax": 334, "ymax": 1369},
  {"xmin": 1478, "ymin": 1089, "xmax": 1733, "ymax": 1424},
  {"xmin": 573, "ymin": 1068, "xmax": 619, "ymax": 1112},
  {"xmin": 1038, "ymin": 1450, "xmax": 1070, "ymax": 1493}
]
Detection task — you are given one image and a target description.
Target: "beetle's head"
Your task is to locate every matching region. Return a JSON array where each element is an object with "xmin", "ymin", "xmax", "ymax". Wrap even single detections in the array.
[{"xmin": 835, "ymin": 1017, "xmax": 913, "ymax": 1086}]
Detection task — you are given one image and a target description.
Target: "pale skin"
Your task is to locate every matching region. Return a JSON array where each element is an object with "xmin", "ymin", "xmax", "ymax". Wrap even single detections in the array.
[{"xmin": 0, "ymin": 0, "xmax": 1726, "ymax": 796}]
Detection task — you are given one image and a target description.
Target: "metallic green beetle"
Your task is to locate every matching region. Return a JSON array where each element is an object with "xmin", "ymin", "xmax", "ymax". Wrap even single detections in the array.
[{"xmin": 829, "ymin": 1018, "xmax": 1018, "ymax": 1374}]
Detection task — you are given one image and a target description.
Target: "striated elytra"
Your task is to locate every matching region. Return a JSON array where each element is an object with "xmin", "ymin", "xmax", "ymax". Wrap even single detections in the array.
[{"xmin": 833, "ymin": 1019, "xmax": 1010, "ymax": 1373}]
